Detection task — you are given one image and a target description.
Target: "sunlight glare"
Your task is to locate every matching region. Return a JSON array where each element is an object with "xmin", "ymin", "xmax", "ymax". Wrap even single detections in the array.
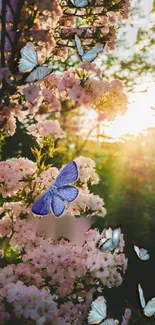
[
  {"xmin": 105, "ymin": 83, "xmax": 155, "ymax": 140},
  {"xmin": 79, "ymin": 83, "xmax": 155, "ymax": 142}
]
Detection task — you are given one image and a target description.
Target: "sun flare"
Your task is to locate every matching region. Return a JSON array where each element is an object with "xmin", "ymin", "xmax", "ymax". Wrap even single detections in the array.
[
  {"xmin": 105, "ymin": 83, "xmax": 155, "ymax": 140},
  {"xmin": 79, "ymin": 83, "xmax": 155, "ymax": 142}
]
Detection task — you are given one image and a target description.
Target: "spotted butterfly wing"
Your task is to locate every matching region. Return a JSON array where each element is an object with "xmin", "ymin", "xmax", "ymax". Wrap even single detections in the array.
[
  {"xmin": 96, "ymin": 237, "xmax": 106, "ymax": 249},
  {"xmin": 96, "ymin": 227, "xmax": 120, "ymax": 252},
  {"xmin": 100, "ymin": 238, "xmax": 114, "ymax": 252}
]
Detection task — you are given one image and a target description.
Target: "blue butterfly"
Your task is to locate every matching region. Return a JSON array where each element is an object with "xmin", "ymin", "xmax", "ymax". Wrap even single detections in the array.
[
  {"xmin": 138, "ymin": 284, "xmax": 155, "ymax": 317},
  {"xmin": 19, "ymin": 42, "xmax": 52, "ymax": 82},
  {"xmin": 70, "ymin": 0, "xmax": 92, "ymax": 7},
  {"xmin": 32, "ymin": 161, "xmax": 79, "ymax": 217},
  {"xmin": 96, "ymin": 227, "xmax": 121, "ymax": 252},
  {"xmin": 134, "ymin": 245, "xmax": 150, "ymax": 261},
  {"xmin": 88, "ymin": 296, "xmax": 119, "ymax": 325},
  {"xmin": 74, "ymin": 34, "xmax": 104, "ymax": 62}
]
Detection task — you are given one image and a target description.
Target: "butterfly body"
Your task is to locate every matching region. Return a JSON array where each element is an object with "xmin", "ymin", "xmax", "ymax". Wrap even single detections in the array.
[
  {"xmin": 138, "ymin": 284, "xmax": 155, "ymax": 317},
  {"xmin": 134, "ymin": 245, "xmax": 150, "ymax": 261},
  {"xmin": 74, "ymin": 35, "xmax": 104, "ymax": 62},
  {"xmin": 96, "ymin": 227, "xmax": 121, "ymax": 252},
  {"xmin": 32, "ymin": 161, "xmax": 79, "ymax": 217},
  {"xmin": 19, "ymin": 42, "xmax": 52, "ymax": 82}
]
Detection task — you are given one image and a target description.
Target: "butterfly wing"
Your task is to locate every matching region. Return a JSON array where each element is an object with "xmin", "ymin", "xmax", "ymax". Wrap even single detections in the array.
[
  {"xmin": 26, "ymin": 65, "xmax": 52, "ymax": 82},
  {"xmin": 96, "ymin": 237, "xmax": 107, "ymax": 250},
  {"xmin": 139, "ymin": 248, "xmax": 150, "ymax": 261},
  {"xmin": 51, "ymin": 194, "xmax": 66, "ymax": 217},
  {"xmin": 88, "ymin": 296, "xmax": 107, "ymax": 324},
  {"xmin": 112, "ymin": 228, "xmax": 121, "ymax": 249},
  {"xmin": 138, "ymin": 284, "xmax": 146, "ymax": 309},
  {"xmin": 53, "ymin": 161, "xmax": 78, "ymax": 187},
  {"xmin": 75, "ymin": 35, "xmax": 84, "ymax": 57},
  {"xmin": 82, "ymin": 44, "xmax": 104, "ymax": 62},
  {"xmin": 104, "ymin": 228, "xmax": 112, "ymax": 239},
  {"xmin": 134, "ymin": 245, "xmax": 140, "ymax": 258},
  {"xmin": 70, "ymin": 0, "xmax": 89, "ymax": 6},
  {"xmin": 144, "ymin": 298, "xmax": 155, "ymax": 317},
  {"xmin": 19, "ymin": 42, "xmax": 37, "ymax": 73},
  {"xmin": 101, "ymin": 319, "xmax": 119, "ymax": 325},
  {"xmin": 57, "ymin": 185, "xmax": 79, "ymax": 202},
  {"xmin": 32, "ymin": 190, "xmax": 52, "ymax": 216},
  {"xmin": 101, "ymin": 238, "xmax": 114, "ymax": 252}
]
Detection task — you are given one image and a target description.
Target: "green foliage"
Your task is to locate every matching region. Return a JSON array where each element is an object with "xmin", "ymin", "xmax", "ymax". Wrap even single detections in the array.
[
  {"xmin": 0, "ymin": 237, "xmax": 22, "ymax": 267},
  {"xmin": 0, "ymin": 130, "xmax": 9, "ymax": 160}
]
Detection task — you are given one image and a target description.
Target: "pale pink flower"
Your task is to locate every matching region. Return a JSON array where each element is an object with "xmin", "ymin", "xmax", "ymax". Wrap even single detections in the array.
[
  {"xmin": 23, "ymin": 84, "xmax": 40, "ymax": 102},
  {"xmin": 58, "ymin": 69, "xmax": 80, "ymax": 91},
  {"xmin": 27, "ymin": 119, "xmax": 66, "ymax": 143},
  {"xmin": 41, "ymin": 89, "xmax": 61, "ymax": 111},
  {"xmin": 1, "ymin": 281, "xmax": 57, "ymax": 323},
  {"xmin": 79, "ymin": 62, "xmax": 101, "ymax": 76},
  {"xmin": 68, "ymin": 84, "xmax": 90, "ymax": 105},
  {"xmin": 0, "ymin": 215, "xmax": 11, "ymax": 237},
  {"xmin": 0, "ymin": 265, "xmax": 15, "ymax": 287},
  {"xmin": 0, "ymin": 158, "xmax": 36, "ymax": 197},
  {"xmin": 121, "ymin": 308, "xmax": 132, "ymax": 325},
  {"xmin": 45, "ymin": 73, "xmax": 60, "ymax": 87},
  {"xmin": 75, "ymin": 156, "xmax": 99, "ymax": 184}
]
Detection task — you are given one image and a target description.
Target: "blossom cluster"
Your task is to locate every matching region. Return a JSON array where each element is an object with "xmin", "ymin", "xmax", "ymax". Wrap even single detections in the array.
[
  {"xmin": 0, "ymin": 227, "xmax": 127, "ymax": 324},
  {"xmin": 0, "ymin": 1, "xmax": 131, "ymax": 324},
  {"xmin": 0, "ymin": 152, "xmax": 128, "ymax": 324},
  {"xmin": 0, "ymin": 0, "xmax": 130, "ymax": 136},
  {"xmin": 27, "ymin": 120, "xmax": 66, "ymax": 145},
  {"xmin": 0, "ymin": 281, "xmax": 58, "ymax": 325},
  {"xmin": 0, "ymin": 156, "xmax": 106, "ymax": 218},
  {"xmin": 1, "ymin": 67, "xmax": 127, "ymax": 136}
]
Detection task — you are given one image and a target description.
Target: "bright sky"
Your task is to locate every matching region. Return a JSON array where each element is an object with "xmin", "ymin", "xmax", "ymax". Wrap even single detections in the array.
[
  {"xmin": 78, "ymin": 0, "xmax": 155, "ymax": 142},
  {"xmin": 104, "ymin": 84, "xmax": 155, "ymax": 140},
  {"xmin": 78, "ymin": 83, "xmax": 155, "ymax": 141},
  {"xmin": 95, "ymin": 0, "xmax": 155, "ymax": 141}
]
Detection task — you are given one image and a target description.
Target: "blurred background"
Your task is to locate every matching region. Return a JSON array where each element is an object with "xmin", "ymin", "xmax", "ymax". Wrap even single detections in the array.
[{"xmin": 2, "ymin": 0, "xmax": 155, "ymax": 323}]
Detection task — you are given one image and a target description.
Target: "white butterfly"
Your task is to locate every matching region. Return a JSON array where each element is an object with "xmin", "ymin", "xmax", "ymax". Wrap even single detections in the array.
[
  {"xmin": 134, "ymin": 245, "xmax": 150, "ymax": 261},
  {"xmin": 74, "ymin": 34, "xmax": 104, "ymax": 62},
  {"xmin": 138, "ymin": 284, "xmax": 155, "ymax": 317},
  {"xmin": 88, "ymin": 296, "xmax": 119, "ymax": 325},
  {"xmin": 96, "ymin": 227, "xmax": 121, "ymax": 252},
  {"xmin": 19, "ymin": 42, "xmax": 52, "ymax": 82},
  {"xmin": 70, "ymin": 0, "xmax": 92, "ymax": 7}
]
